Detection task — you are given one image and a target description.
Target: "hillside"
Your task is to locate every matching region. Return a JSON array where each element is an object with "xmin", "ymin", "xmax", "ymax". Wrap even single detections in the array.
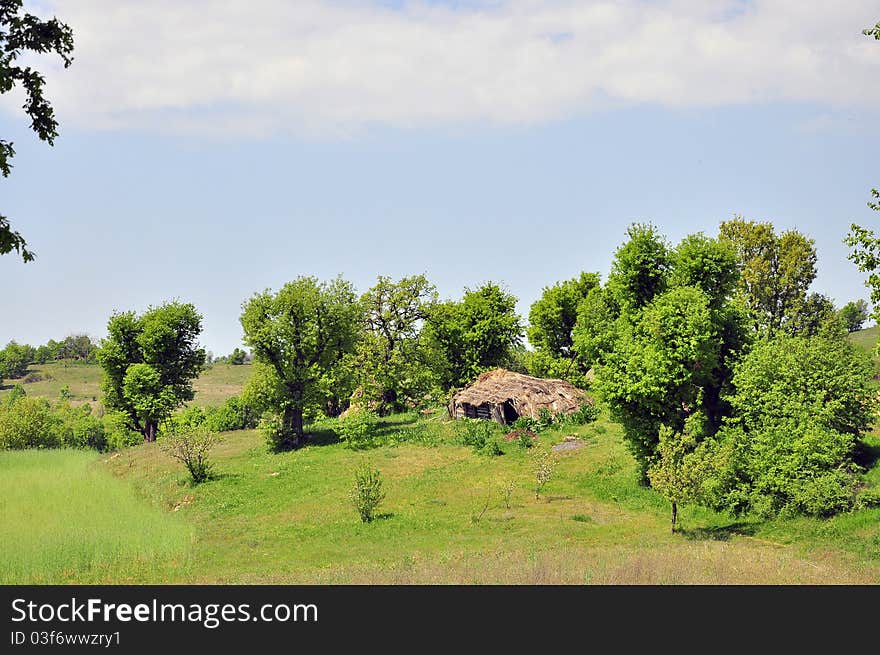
[
  {"xmin": 0, "ymin": 361, "xmax": 253, "ymax": 408},
  {"xmin": 848, "ymin": 325, "xmax": 878, "ymax": 353},
  {"xmin": 3, "ymin": 409, "xmax": 880, "ymax": 584}
]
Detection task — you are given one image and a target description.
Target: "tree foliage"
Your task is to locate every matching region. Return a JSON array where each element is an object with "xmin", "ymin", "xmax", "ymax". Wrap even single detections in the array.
[
  {"xmin": 355, "ymin": 274, "xmax": 437, "ymax": 414},
  {"xmin": 527, "ymin": 272, "xmax": 599, "ymax": 385},
  {"xmin": 422, "ymin": 282, "xmax": 523, "ymax": 389},
  {"xmin": 97, "ymin": 302, "xmax": 206, "ymax": 443},
  {"xmin": 592, "ymin": 227, "xmax": 747, "ymax": 482},
  {"xmin": 845, "ymin": 190, "xmax": 880, "ymax": 330},
  {"xmin": 704, "ymin": 335, "xmax": 875, "ymax": 518},
  {"xmin": 719, "ymin": 217, "xmax": 817, "ymax": 335},
  {"xmin": 1, "ymin": 0, "xmax": 74, "ymax": 261},
  {"xmin": 240, "ymin": 276, "xmax": 360, "ymax": 450},
  {"xmin": 647, "ymin": 422, "xmax": 710, "ymax": 533},
  {"xmin": 839, "ymin": 299, "xmax": 869, "ymax": 333}
]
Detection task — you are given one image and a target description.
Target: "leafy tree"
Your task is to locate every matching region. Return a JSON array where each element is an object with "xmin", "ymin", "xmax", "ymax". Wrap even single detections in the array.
[
  {"xmin": 784, "ymin": 292, "xmax": 844, "ymax": 339},
  {"xmin": 355, "ymin": 274, "xmax": 437, "ymax": 414},
  {"xmin": 527, "ymin": 272, "xmax": 599, "ymax": 385},
  {"xmin": 648, "ymin": 423, "xmax": 709, "ymax": 533},
  {"xmin": 865, "ymin": 21, "xmax": 880, "ymax": 40},
  {"xmin": 571, "ymin": 286, "xmax": 618, "ymax": 369},
  {"xmin": 593, "ymin": 228, "xmax": 748, "ymax": 482},
  {"xmin": 422, "ymin": 282, "xmax": 523, "ymax": 389},
  {"xmin": 845, "ymin": 190, "xmax": 880, "ymax": 330},
  {"xmin": 228, "ymin": 347, "xmax": 248, "ymax": 365},
  {"xmin": 719, "ymin": 217, "xmax": 817, "ymax": 335},
  {"xmin": 97, "ymin": 302, "xmax": 206, "ymax": 443},
  {"xmin": 606, "ymin": 223, "xmax": 670, "ymax": 312},
  {"xmin": 1, "ymin": 1, "xmax": 74, "ymax": 261},
  {"xmin": 0, "ymin": 340, "xmax": 33, "ymax": 379},
  {"xmin": 704, "ymin": 335, "xmax": 875, "ymax": 518},
  {"xmin": 839, "ymin": 299, "xmax": 869, "ymax": 333},
  {"xmin": 240, "ymin": 276, "xmax": 360, "ymax": 450}
]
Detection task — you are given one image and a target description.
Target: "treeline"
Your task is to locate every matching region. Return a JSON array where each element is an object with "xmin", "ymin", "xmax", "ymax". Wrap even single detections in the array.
[
  {"xmin": 2, "ymin": 217, "xmax": 878, "ymax": 523},
  {"xmin": 0, "ymin": 334, "xmax": 98, "ymax": 382}
]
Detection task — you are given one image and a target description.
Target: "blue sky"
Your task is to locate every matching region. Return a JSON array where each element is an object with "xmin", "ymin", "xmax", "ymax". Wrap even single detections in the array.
[{"xmin": 1, "ymin": 1, "xmax": 879, "ymax": 356}]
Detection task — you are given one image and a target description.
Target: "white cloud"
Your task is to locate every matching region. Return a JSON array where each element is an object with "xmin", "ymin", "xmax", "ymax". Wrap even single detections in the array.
[{"xmin": 5, "ymin": 0, "xmax": 880, "ymax": 136}]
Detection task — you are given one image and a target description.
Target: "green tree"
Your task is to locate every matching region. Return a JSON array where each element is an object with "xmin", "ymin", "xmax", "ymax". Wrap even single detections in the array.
[
  {"xmin": 845, "ymin": 190, "xmax": 880, "ymax": 330},
  {"xmin": 423, "ymin": 282, "xmax": 523, "ymax": 389},
  {"xmin": 839, "ymin": 299, "xmax": 869, "ymax": 333},
  {"xmin": 719, "ymin": 217, "xmax": 817, "ymax": 335},
  {"xmin": 240, "ymin": 276, "xmax": 360, "ymax": 450},
  {"xmin": 355, "ymin": 274, "xmax": 438, "ymax": 414},
  {"xmin": 593, "ymin": 228, "xmax": 747, "ymax": 482},
  {"xmin": 527, "ymin": 272, "xmax": 599, "ymax": 385},
  {"xmin": 97, "ymin": 302, "xmax": 206, "ymax": 443},
  {"xmin": 647, "ymin": 423, "xmax": 709, "ymax": 533},
  {"xmin": 0, "ymin": 341, "xmax": 33, "ymax": 379},
  {"xmin": 1, "ymin": 1, "xmax": 74, "ymax": 261},
  {"xmin": 228, "ymin": 347, "xmax": 248, "ymax": 365},
  {"xmin": 606, "ymin": 223, "xmax": 670, "ymax": 312},
  {"xmin": 705, "ymin": 335, "xmax": 875, "ymax": 518}
]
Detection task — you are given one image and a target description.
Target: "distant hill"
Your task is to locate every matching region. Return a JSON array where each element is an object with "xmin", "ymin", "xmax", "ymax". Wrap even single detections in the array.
[{"xmin": 848, "ymin": 325, "xmax": 878, "ymax": 354}]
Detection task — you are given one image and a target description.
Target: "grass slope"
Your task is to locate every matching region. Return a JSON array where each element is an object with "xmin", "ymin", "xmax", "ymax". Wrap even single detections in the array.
[
  {"xmin": 0, "ymin": 362, "xmax": 252, "ymax": 408},
  {"xmin": 8, "ymin": 412, "xmax": 865, "ymax": 584},
  {"xmin": 0, "ymin": 450, "xmax": 193, "ymax": 584}
]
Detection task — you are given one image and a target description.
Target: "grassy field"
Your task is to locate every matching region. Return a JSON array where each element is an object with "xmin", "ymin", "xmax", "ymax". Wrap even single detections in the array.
[
  {"xmin": 0, "ymin": 361, "xmax": 252, "ymax": 408},
  {"xmin": 849, "ymin": 325, "xmax": 878, "ymax": 354},
  {"xmin": 0, "ymin": 449, "xmax": 193, "ymax": 584},
  {"xmin": 5, "ymin": 410, "xmax": 879, "ymax": 584}
]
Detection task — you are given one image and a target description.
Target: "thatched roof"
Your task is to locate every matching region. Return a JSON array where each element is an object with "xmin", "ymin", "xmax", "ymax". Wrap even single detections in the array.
[{"xmin": 449, "ymin": 369, "xmax": 590, "ymax": 424}]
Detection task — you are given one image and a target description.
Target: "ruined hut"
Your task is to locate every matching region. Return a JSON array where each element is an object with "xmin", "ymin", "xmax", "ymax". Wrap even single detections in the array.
[{"xmin": 448, "ymin": 368, "xmax": 590, "ymax": 425}]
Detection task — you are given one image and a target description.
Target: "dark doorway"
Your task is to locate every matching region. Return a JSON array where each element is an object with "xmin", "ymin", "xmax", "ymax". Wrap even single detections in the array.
[{"xmin": 501, "ymin": 401, "xmax": 519, "ymax": 424}]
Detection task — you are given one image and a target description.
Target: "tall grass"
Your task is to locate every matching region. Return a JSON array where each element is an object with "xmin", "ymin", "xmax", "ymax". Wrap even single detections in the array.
[{"xmin": 0, "ymin": 450, "xmax": 192, "ymax": 583}]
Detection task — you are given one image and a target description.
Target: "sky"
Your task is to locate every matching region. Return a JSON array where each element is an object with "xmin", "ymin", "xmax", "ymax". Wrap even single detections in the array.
[{"xmin": 1, "ymin": 0, "xmax": 879, "ymax": 356}]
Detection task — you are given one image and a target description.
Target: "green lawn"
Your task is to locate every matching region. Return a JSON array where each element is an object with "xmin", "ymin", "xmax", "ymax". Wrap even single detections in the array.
[{"xmin": 6, "ymin": 411, "xmax": 877, "ymax": 584}]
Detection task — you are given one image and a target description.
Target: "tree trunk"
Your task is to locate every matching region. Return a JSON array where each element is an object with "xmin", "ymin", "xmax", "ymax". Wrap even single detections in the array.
[
  {"xmin": 291, "ymin": 407, "xmax": 304, "ymax": 447},
  {"xmin": 671, "ymin": 502, "xmax": 678, "ymax": 534},
  {"xmin": 143, "ymin": 421, "xmax": 158, "ymax": 443}
]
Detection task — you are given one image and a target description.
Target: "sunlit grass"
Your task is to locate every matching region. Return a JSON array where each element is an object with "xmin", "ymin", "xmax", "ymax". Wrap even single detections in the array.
[{"xmin": 0, "ymin": 449, "xmax": 193, "ymax": 584}]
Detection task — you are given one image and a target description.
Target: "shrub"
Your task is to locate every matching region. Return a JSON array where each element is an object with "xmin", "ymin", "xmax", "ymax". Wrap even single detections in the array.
[
  {"xmin": 160, "ymin": 426, "xmax": 219, "ymax": 484},
  {"xmin": 204, "ymin": 395, "xmax": 259, "ymax": 432},
  {"xmin": 454, "ymin": 418, "xmax": 503, "ymax": 455},
  {"xmin": 338, "ymin": 410, "xmax": 380, "ymax": 450},
  {"xmin": 703, "ymin": 335, "xmax": 876, "ymax": 518},
  {"xmin": 55, "ymin": 402, "xmax": 107, "ymax": 451},
  {"xmin": 0, "ymin": 396, "xmax": 60, "ymax": 449},
  {"xmin": 536, "ymin": 408, "xmax": 555, "ymax": 432},
  {"xmin": 567, "ymin": 402, "xmax": 599, "ymax": 426},
  {"xmin": 160, "ymin": 405, "xmax": 206, "ymax": 437},
  {"xmin": 103, "ymin": 411, "xmax": 141, "ymax": 450},
  {"xmin": 511, "ymin": 416, "xmax": 539, "ymax": 433},
  {"xmin": 349, "ymin": 463, "xmax": 386, "ymax": 522}
]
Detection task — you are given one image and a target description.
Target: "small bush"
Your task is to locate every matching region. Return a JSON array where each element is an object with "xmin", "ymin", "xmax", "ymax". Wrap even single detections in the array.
[
  {"xmin": 454, "ymin": 418, "xmax": 503, "ymax": 455},
  {"xmin": 338, "ymin": 410, "xmax": 380, "ymax": 450},
  {"xmin": 512, "ymin": 416, "xmax": 539, "ymax": 433},
  {"xmin": 0, "ymin": 396, "xmax": 60, "ymax": 449},
  {"xmin": 536, "ymin": 408, "xmax": 555, "ymax": 432},
  {"xmin": 204, "ymin": 395, "xmax": 259, "ymax": 432},
  {"xmin": 855, "ymin": 487, "xmax": 880, "ymax": 509},
  {"xmin": 55, "ymin": 402, "xmax": 107, "ymax": 451},
  {"xmin": 568, "ymin": 402, "xmax": 599, "ymax": 425},
  {"xmin": 160, "ymin": 426, "xmax": 219, "ymax": 484},
  {"xmin": 349, "ymin": 463, "xmax": 386, "ymax": 522}
]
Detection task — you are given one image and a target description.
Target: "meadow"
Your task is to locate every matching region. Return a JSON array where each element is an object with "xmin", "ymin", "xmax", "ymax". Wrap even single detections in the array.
[{"xmin": 3, "ymin": 330, "xmax": 880, "ymax": 584}]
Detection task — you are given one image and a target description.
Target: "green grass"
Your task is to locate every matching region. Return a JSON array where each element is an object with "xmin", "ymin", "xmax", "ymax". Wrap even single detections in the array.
[
  {"xmin": 848, "ymin": 325, "xmax": 878, "ymax": 354},
  {"xmin": 0, "ymin": 449, "xmax": 193, "ymax": 584},
  {"xmin": 0, "ymin": 361, "xmax": 252, "ymax": 409},
  {"xmin": 4, "ymin": 373, "xmax": 880, "ymax": 583}
]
